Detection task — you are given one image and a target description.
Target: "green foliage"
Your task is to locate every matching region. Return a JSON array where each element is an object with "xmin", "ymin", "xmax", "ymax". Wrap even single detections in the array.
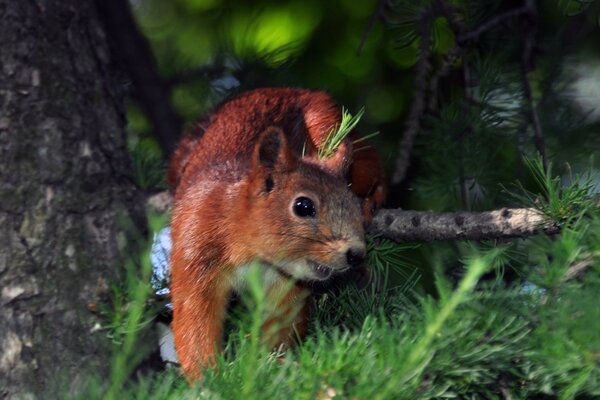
[
  {"xmin": 507, "ymin": 156, "xmax": 596, "ymax": 221},
  {"xmin": 126, "ymin": 104, "xmax": 167, "ymax": 189},
  {"xmin": 129, "ymin": 139, "xmax": 167, "ymax": 190},
  {"xmin": 558, "ymin": 0, "xmax": 597, "ymax": 16},
  {"xmin": 367, "ymin": 237, "xmax": 418, "ymax": 274}
]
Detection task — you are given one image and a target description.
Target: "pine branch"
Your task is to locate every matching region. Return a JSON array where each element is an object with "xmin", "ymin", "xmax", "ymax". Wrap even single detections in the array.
[
  {"xmin": 435, "ymin": 1, "xmax": 474, "ymax": 210},
  {"xmin": 368, "ymin": 208, "xmax": 560, "ymax": 242},
  {"xmin": 520, "ymin": 0, "xmax": 547, "ymax": 172},
  {"xmin": 148, "ymin": 191, "xmax": 560, "ymax": 242},
  {"xmin": 391, "ymin": 0, "xmax": 532, "ymax": 187}
]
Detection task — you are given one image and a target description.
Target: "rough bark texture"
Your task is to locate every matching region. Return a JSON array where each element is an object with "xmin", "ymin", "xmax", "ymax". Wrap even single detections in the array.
[
  {"xmin": 0, "ymin": 1, "xmax": 141, "ymax": 398},
  {"xmin": 369, "ymin": 208, "xmax": 559, "ymax": 242}
]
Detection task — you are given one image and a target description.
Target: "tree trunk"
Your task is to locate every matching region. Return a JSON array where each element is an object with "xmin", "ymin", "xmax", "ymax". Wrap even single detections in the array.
[{"xmin": 0, "ymin": 1, "xmax": 142, "ymax": 398}]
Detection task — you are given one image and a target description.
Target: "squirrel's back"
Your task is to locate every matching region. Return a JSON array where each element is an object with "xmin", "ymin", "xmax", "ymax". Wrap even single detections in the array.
[{"xmin": 168, "ymin": 88, "xmax": 351, "ymax": 196}]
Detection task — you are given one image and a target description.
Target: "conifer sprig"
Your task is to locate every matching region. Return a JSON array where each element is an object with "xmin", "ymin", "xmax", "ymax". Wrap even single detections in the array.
[
  {"xmin": 505, "ymin": 156, "xmax": 596, "ymax": 221},
  {"xmin": 318, "ymin": 107, "xmax": 364, "ymax": 159}
]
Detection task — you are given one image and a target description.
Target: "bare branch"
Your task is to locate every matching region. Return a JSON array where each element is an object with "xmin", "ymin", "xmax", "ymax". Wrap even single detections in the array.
[
  {"xmin": 368, "ymin": 208, "xmax": 559, "ymax": 242},
  {"xmin": 391, "ymin": 10, "xmax": 434, "ymax": 185}
]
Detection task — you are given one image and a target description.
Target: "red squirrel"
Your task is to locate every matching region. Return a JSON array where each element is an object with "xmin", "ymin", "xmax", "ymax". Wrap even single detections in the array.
[{"xmin": 168, "ymin": 87, "xmax": 385, "ymax": 380}]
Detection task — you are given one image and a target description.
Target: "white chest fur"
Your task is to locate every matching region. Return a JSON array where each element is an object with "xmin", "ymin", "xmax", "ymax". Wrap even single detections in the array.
[{"xmin": 231, "ymin": 261, "xmax": 283, "ymax": 294}]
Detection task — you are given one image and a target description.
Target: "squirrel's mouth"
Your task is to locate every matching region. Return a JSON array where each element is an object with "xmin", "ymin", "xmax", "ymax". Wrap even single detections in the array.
[
  {"xmin": 271, "ymin": 259, "xmax": 348, "ymax": 282},
  {"xmin": 307, "ymin": 260, "xmax": 334, "ymax": 280}
]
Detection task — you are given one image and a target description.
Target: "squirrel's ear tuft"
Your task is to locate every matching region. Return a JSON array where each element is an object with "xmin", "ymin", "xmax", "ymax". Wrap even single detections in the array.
[{"xmin": 254, "ymin": 127, "xmax": 296, "ymax": 172}]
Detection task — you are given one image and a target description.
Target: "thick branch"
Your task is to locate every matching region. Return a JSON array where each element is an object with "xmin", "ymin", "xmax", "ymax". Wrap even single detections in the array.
[
  {"xmin": 368, "ymin": 208, "xmax": 559, "ymax": 242},
  {"xmin": 96, "ymin": 0, "xmax": 182, "ymax": 156}
]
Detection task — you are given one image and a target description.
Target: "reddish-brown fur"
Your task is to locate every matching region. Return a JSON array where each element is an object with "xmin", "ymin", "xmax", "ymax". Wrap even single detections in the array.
[{"xmin": 168, "ymin": 87, "xmax": 384, "ymax": 380}]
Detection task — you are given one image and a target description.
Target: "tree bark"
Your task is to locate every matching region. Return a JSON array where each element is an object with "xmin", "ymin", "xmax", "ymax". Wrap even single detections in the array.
[{"xmin": 0, "ymin": 1, "xmax": 142, "ymax": 398}]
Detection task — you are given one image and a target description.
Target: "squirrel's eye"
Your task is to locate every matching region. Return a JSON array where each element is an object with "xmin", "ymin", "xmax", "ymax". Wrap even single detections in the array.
[{"xmin": 293, "ymin": 196, "xmax": 316, "ymax": 218}]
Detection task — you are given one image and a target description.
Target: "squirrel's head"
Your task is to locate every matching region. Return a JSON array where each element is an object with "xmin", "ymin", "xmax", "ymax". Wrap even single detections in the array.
[{"xmin": 239, "ymin": 127, "xmax": 366, "ymax": 283}]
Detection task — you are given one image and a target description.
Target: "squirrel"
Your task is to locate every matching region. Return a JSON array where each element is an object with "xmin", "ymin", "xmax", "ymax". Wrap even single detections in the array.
[{"xmin": 168, "ymin": 87, "xmax": 385, "ymax": 380}]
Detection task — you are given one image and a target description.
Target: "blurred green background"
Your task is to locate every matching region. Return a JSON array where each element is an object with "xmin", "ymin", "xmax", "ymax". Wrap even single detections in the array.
[
  {"xmin": 128, "ymin": 0, "xmax": 426, "ymax": 191},
  {"xmin": 128, "ymin": 0, "xmax": 600, "ymax": 292},
  {"xmin": 128, "ymin": 0, "xmax": 600, "ymax": 200}
]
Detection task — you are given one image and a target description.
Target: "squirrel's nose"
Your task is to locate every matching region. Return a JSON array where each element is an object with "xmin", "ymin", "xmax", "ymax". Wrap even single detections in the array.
[{"xmin": 346, "ymin": 248, "xmax": 366, "ymax": 268}]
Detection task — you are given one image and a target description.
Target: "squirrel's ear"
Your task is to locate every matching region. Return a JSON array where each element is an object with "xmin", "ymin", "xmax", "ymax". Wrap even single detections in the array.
[{"xmin": 253, "ymin": 127, "xmax": 297, "ymax": 172}]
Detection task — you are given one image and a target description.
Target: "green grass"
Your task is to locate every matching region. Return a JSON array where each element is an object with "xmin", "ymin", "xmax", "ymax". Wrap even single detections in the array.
[
  {"xmin": 71, "ymin": 166, "xmax": 600, "ymax": 399},
  {"xmin": 76, "ymin": 238, "xmax": 600, "ymax": 399}
]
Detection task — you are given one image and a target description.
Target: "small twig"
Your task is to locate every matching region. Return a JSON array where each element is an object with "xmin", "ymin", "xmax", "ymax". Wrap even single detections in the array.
[
  {"xmin": 428, "ymin": 46, "xmax": 463, "ymax": 111},
  {"xmin": 437, "ymin": 0, "xmax": 466, "ymax": 38},
  {"xmin": 368, "ymin": 208, "xmax": 559, "ymax": 242},
  {"xmin": 357, "ymin": 0, "xmax": 388, "ymax": 55},
  {"xmin": 391, "ymin": 9, "xmax": 434, "ymax": 185},
  {"xmin": 561, "ymin": 252, "xmax": 599, "ymax": 283},
  {"xmin": 458, "ymin": 2, "xmax": 530, "ymax": 44},
  {"xmin": 499, "ymin": 378, "xmax": 512, "ymax": 400}
]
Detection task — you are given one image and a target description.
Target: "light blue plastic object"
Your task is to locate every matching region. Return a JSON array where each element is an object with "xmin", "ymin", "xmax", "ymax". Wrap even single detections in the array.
[
  {"xmin": 151, "ymin": 227, "xmax": 177, "ymax": 362},
  {"xmin": 150, "ymin": 226, "xmax": 172, "ymax": 298},
  {"xmin": 520, "ymin": 280, "xmax": 544, "ymax": 295}
]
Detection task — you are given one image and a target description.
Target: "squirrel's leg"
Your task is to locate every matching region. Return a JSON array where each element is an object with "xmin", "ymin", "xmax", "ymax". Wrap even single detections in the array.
[
  {"xmin": 262, "ymin": 283, "xmax": 310, "ymax": 350},
  {"xmin": 171, "ymin": 274, "xmax": 230, "ymax": 381}
]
